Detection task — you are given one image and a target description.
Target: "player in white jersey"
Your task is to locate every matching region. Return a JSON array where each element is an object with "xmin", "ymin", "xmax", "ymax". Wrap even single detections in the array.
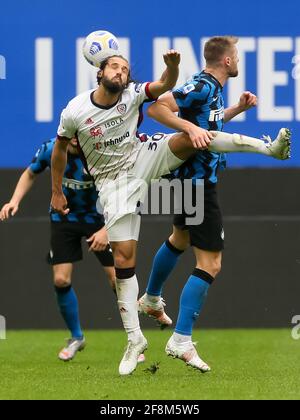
[{"xmin": 51, "ymin": 52, "xmax": 291, "ymax": 375}]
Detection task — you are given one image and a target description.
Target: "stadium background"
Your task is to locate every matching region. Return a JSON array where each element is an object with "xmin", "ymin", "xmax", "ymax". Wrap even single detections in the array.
[{"xmin": 0, "ymin": 0, "xmax": 299, "ymax": 330}]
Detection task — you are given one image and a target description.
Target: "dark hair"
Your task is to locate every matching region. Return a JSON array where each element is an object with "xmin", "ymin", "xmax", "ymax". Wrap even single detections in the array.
[
  {"xmin": 96, "ymin": 55, "xmax": 131, "ymax": 86},
  {"xmin": 204, "ymin": 36, "xmax": 238, "ymax": 66}
]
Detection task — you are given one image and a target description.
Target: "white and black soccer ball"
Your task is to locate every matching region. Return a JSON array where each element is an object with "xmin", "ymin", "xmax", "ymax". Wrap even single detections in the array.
[{"xmin": 82, "ymin": 30, "xmax": 120, "ymax": 68}]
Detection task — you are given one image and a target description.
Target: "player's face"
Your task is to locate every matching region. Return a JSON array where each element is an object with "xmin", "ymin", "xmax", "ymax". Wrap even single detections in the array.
[
  {"xmin": 100, "ymin": 57, "xmax": 130, "ymax": 94},
  {"xmin": 227, "ymin": 46, "xmax": 239, "ymax": 78}
]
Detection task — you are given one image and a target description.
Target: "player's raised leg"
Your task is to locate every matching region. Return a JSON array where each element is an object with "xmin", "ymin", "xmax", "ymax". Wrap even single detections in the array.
[
  {"xmin": 209, "ymin": 128, "xmax": 291, "ymax": 159},
  {"xmin": 167, "ymin": 128, "xmax": 291, "ymax": 163},
  {"xmin": 53, "ymin": 264, "xmax": 85, "ymax": 361}
]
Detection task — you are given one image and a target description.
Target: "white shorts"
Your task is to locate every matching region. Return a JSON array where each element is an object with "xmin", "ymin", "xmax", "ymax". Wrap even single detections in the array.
[{"xmin": 97, "ymin": 133, "xmax": 183, "ymax": 242}]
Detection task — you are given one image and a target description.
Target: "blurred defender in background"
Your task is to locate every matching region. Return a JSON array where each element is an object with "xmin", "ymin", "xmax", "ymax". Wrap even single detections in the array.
[{"xmin": 0, "ymin": 137, "xmax": 116, "ymax": 362}]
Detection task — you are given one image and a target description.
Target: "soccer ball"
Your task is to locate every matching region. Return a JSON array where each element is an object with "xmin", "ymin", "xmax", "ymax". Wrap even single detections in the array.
[{"xmin": 82, "ymin": 30, "xmax": 120, "ymax": 68}]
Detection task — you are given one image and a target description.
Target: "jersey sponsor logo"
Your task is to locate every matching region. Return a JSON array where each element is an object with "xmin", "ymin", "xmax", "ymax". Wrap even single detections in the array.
[
  {"xmin": 103, "ymin": 117, "xmax": 124, "ymax": 129},
  {"xmin": 209, "ymin": 107, "xmax": 224, "ymax": 122},
  {"xmin": 90, "ymin": 125, "xmax": 104, "ymax": 138},
  {"xmin": 93, "ymin": 131, "xmax": 130, "ymax": 150},
  {"xmin": 182, "ymin": 83, "xmax": 195, "ymax": 95},
  {"xmin": 104, "ymin": 131, "xmax": 130, "ymax": 147},
  {"xmin": 212, "ymin": 96, "xmax": 218, "ymax": 103},
  {"xmin": 117, "ymin": 104, "xmax": 127, "ymax": 115},
  {"xmin": 62, "ymin": 178, "xmax": 94, "ymax": 190},
  {"xmin": 85, "ymin": 117, "xmax": 94, "ymax": 125}
]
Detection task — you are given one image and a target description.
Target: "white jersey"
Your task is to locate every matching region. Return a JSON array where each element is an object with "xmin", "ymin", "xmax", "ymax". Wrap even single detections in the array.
[{"xmin": 57, "ymin": 82, "xmax": 153, "ymax": 186}]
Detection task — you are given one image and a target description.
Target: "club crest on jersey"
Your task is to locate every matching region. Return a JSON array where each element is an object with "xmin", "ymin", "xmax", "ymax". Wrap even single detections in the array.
[
  {"xmin": 85, "ymin": 117, "xmax": 94, "ymax": 125},
  {"xmin": 117, "ymin": 104, "xmax": 127, "ymax": 115},
  {"xmin": 90, "ymin": 125, "xmax": 103, "ymax": 138}
]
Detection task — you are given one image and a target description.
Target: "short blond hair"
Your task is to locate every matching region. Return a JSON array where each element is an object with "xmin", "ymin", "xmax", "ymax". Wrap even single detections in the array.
[{"xmin": 204, "ymin": 36, "xmax": 238, "ymax": 66}]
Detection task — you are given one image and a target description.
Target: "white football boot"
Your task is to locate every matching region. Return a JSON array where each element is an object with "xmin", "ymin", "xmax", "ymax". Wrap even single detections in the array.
[
  {"xmin": 264, "ymin": 128, "xmax": 291, "ymax": 160},
  {"xmin": 58, "ymin": 337, "xmax": 86, "ymax": 361},
  {"xmin": 138, "ymin": 293, "xmax": 172, "ymax": 329},
  {"xmin": 119, "ymin": 335, "xmax": 148, "ymax": 375},
  {"xmin": 165, "ymin": 335, "xmax": 210, "ymax": 373}
]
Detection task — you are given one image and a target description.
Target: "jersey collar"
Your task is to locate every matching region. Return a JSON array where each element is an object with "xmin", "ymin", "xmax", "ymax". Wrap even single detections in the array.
[{"xmin": 90, "ymin": 91, "xmax": 120, "ymax": 110}]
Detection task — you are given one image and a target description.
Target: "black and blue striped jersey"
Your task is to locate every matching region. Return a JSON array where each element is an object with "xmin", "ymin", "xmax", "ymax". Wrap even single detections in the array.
[
  {"xmin": 172, "ymin": 71, "xmax": 226, "ymax": 184},
  {"xmin": 29, "ymin": 138, "xmax": 103, "ymax": 224}
]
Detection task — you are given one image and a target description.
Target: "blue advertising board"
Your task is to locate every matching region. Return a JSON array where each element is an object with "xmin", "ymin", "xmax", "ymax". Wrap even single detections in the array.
[{"xmin": 0, "ymin": 0, "xmax": 299, "ymax": 168}]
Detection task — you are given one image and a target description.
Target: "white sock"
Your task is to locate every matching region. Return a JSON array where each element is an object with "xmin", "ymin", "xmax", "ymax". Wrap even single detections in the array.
[
  {"xmin": 173, "ymin": 332, "xmax": 192, "ymax": 344},
  {"xmin": 209, "ymin": 131, "xmax": 272, "ymax": 156},
  {"xmin": 116, "ymin": 275, "xmax": 142, "ymax": 343}
]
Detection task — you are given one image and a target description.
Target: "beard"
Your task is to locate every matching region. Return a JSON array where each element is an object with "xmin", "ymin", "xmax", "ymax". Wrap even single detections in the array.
[{"xmin": 101, "ymin": 76, "xmax": 127, "ymax": 94}]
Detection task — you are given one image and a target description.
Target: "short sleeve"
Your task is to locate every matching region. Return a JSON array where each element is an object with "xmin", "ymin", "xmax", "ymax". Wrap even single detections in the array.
[
  {"xmin": 173, "ymin": 82, "xmax": 210, "ymax": 109},
  {"xmin": 29, "ymin": 140, "xmax": 53, "ymax": 174},
  {"xmin": 57, "ymin": 105, "xmax": 76, "ymax": 139},
  {"xmin": 130, "ymin": 82, "xmax": 154, "ymax": 107}
]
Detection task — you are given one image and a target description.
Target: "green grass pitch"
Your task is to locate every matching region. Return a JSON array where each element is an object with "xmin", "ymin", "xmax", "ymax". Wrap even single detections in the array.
[{"xmin": 0, "ymin": 329, "xmax": 299, "ymax": 400}]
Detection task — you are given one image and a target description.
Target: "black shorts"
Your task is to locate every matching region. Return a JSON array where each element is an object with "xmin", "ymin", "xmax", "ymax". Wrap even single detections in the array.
[
  {"xmin": 48, "ymin": 221, "xmax": 114, "ymax": 266},
  {"xmin": 173, "ymin": 182, "xmax": 224, "ymax": 252}
]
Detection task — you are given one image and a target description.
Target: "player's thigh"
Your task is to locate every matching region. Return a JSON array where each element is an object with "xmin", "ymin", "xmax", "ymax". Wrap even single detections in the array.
[
  {"xmin": 188, "ymin": 184, "xmax": 224, "ymax": 254},
  {"xmin": 110, "ymin": 240, "xmax": 137, "ymax": 268},
  {"xmin": 49, "ymin": 222, "xmax": 83, "ymax": 265},
  {"xmin": 82, "ymin": 221, "xmax": 115, "ymax": 267},
  {"xmin": 169, "ymin": 225, "xmax": 190, "ymax": 251},
  {"xmin": 52, "ymin": 263, "xmax": 73, "ymax": 286},
  {"xmin": 131, "ymin": 133, "xmax": 184, "ymax": 181},
  {"xmin": 168, "ymin": 132, "xmax": 197, "ymax": 161}
]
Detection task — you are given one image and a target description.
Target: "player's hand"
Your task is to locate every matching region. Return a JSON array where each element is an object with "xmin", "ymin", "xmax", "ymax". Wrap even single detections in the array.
[
  {"xmin": 0, "ymin": 202, "xmax": 19, "ymax": 221},
  {"xmin": 163, "ymin": 50, "xmax": 181, "ymax": 67},
  {"xmin": 86, "ymin": 227, "xmax": 109, "ymax": 252},
  {"xmin": 238, "ymin": 91, "xmax": 257, "ymax": 111},
  {"xmin": 50, "ymin": 191, "xmax": 70, "ymax": 215},
  {"xmin": 186, "ymin": 126, "xmax": 213, "ymax": 149}
]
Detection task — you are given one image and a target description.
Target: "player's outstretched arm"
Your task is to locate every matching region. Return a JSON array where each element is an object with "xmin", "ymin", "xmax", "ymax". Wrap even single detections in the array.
[
  {"xmin": 147, "ymin": 92, "xmax": 213, "ymax": 149},
  {"xmin": 147, "ymin": 50, "xmax": 180, "ymax": 99},
  {"xmin": 224, "ymin": 91, "xmax": 257, "ymax": 123},
  {"xmin": 0, "ymin": 169, "xmax": 37, "ymax": 221},
  {"xmin": 51, "ymin": 137, "xmax": 70, "ymax": 215}
]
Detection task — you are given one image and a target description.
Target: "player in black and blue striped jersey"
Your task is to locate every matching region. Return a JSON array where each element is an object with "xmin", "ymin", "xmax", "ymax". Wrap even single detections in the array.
[
  {"xmin": 0, "ymin": 137, "xmax": 116, "ymax": 361},
  {"xmin": 139, "ymin": 36, "xmax": 290, "ymax": 371},
  {"xmin": 172, "ymin": 70, "xmax": 226, "ymax": 184},
  {"xmin": 31, "ymin": 138, "xmax": 102, "ymax": 224}
]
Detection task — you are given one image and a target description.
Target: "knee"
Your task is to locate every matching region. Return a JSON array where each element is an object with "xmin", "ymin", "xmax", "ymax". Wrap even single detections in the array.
[
  {"xmin": 197, "ymin": 258, "xmax": 222, "ymax": 279},
  {"xmin": 113, "ymin": 249, "xmax": 134, "ymax": 268},
  {"xmin": 54, "ymin": 276, "xmax": 71, "ymax": 288},
  {"xmin": 169, "ymin": 233, "xmax": 189, "ymax": 252},
  {"xmin": 210, "ymin": 260, "xmax": 222, "ymax": 278},
  {"xmin": 207, "ymin": 259, "xmax": 222, "ymax": 278}
]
